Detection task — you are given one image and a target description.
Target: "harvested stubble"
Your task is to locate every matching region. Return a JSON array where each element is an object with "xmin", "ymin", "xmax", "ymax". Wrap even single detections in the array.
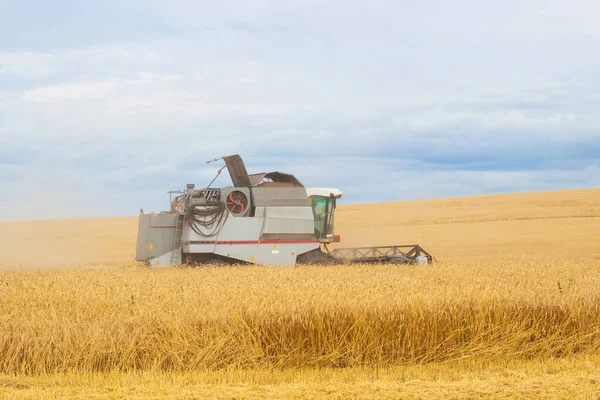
[{"xmin": 1, "ymin": 258, "xmax": 599, "ymax": 375}]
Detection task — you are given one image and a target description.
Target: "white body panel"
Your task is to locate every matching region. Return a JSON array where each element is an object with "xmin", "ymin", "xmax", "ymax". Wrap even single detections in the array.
[
  {"xmin": 306, "ymin": 188, "xmax": 343, "ymax": 198},
  {"xmin": 262, "ymin": 206, "xmax": 315, "ymax": 234},
  {"xmin": 149, "ymin": 250, "xmax": 178, "ymax": 268},
  {"xmin": 181, "ymin": 204, "xmax": 319, "ymax": 265}
]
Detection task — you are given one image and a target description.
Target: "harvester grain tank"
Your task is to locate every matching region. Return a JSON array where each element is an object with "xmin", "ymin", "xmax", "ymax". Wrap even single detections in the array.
[{"xmin": 135, "ymin": 155, "xmax": 432, "ymax": 266}]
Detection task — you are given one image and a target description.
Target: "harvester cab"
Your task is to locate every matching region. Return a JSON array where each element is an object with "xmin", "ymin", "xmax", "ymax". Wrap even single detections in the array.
[
  {"xmin": 135, "ymin": 154, "xmax": 433, "ymax": 267},
  {"xmin": 306, "ymin": 189, "xmax": 342, "ymax": 244}
]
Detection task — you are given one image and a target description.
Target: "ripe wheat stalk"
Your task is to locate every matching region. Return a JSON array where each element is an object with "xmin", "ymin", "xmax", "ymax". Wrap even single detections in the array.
[{"xmin": 0, "ymin": 258, "xmax": 599, "ymax": 375}]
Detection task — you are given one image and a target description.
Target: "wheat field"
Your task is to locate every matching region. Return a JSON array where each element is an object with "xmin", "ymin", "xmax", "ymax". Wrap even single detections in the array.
[{"xmin": 0, "ymin": 188, "xmax": 599, "ymax": 399}]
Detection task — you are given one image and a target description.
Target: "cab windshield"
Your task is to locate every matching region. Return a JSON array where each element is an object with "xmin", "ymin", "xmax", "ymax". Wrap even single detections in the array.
[{"xmin": 310, "ymin": 196, "xmax": 335, "ymax": 239}]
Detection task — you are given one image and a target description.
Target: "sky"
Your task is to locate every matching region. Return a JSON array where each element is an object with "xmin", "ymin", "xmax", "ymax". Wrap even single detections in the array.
[{"xmin": 0, "ymin": 0, "xmax": 599, "ymax": 220}]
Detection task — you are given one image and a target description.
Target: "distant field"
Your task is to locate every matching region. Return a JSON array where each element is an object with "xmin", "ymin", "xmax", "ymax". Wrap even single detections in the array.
[
  {"xmin": 336, "ymin": 188, "xmax": 600, "ymax": 259},
  {"xmin": 0, "ymin": 188, "xmax": 599, "ymax": 399}
]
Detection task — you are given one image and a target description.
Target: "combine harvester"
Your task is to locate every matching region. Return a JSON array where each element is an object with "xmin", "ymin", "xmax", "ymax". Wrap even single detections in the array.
[{"xmin": 135, "ymin": 155, "xmax": 433, "ymax": 266}]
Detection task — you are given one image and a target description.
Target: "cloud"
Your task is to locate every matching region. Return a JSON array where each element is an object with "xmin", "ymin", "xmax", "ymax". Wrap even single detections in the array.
[
  {"xmin": 22, "ymin": 81, "xmax": 118, "ymax": 102},
  {"xmin": 0, "ymin": 0, "xmax": 599, "ymax": 219},
  {"xmin": 0, "ymin": 51, "xmax": 58, "ymax": 79},
  {"xmin": 1, "ymin": 148, "xmax": 597, "ymax": 220},
  {"xmin": 0, "ymin": 44, "xmax": 166, "ymax": 85}
]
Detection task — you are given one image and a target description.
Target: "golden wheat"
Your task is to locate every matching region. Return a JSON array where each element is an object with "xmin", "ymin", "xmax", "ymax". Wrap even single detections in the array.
[
  {"xmin": 3, "ymin": 355, "xmax": 600, "ymax": 399},
  {"xmin": 1, "ymin": 258, "xmax": 599, "ymax": 375},
  {"xmin": 1, "ymin": 189, "xmax": 599, "ymax": 398}
]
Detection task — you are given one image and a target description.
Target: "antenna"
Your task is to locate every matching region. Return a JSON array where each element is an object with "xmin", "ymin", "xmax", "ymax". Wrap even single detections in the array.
[
  {"xmin": 207, "ymin": 164, "xmax": 227, "ymax": 188},
  {"xmin": 205, "ymin": 155, "xmax": 225, "ymax": 188},
  {"xmin": 206, "ymin": 157, "xmax": 223, "ymax": 164},
  {"xmin": 205, "ymin": 154, "xmax": 250, "ymax": 188}
]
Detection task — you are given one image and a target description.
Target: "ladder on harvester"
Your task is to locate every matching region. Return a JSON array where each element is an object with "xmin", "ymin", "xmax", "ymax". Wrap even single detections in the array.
[{"xmin": 169, "ymin": 213, "xmax": 186, "ymax": 265}]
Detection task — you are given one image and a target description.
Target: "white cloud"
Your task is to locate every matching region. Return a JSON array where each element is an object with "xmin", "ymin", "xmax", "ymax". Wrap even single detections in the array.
[
  {"xmin": 1, "ymin": 0, "xmax": 600, "ymax": 219},
  {"xmin": 22, "ymin": 81, "xmax": 118, "ymax": 102},
  {"xmin": 1, "ymin": 152, "xmax": 597, "ymax": 220},
  {"xmin": 313, "ymin": 161, "xmax": 600, "ymax": 204},
  {"xmin": 0, "ymin": 44, "xmax": 167, "ymax": 82},
  {"xmin": 0, "ymin": 51, "xmax": 57, "ymax": 78}
]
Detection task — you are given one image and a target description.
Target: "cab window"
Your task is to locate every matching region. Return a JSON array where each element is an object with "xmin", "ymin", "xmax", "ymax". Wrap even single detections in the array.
[{"xmin": 310, "ymin": 196, "xmax": 335, "ymax": 239}]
